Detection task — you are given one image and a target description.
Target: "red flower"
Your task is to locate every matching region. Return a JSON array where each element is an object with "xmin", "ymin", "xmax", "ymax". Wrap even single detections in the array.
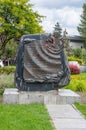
[{"xmin": 69, "ymin": 64, "xmax": 80, "ymax": 74}]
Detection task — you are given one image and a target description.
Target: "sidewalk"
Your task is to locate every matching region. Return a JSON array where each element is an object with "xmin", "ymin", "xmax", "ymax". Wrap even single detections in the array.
[{"xmin": 46, "ymin": 104, "xmax": 86, "ymax": 130}]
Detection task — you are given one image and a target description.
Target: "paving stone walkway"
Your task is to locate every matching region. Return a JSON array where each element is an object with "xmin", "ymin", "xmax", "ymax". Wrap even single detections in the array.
[{"xmin": 46, "ymin": 104, "xmax": 86, "ymax": 130}]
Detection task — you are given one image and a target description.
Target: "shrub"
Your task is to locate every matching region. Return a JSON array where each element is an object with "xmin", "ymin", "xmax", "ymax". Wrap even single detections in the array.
[
  {"xmin": 0, "ymin": 66, "xmax": 16, "ymax": 74},
  {"xmin": 81, "ymin": 49, "xmax": 86, "ymax": 65},
  {"xmin": 68, "ymin": 56, "xmax": 82, "ymax": 65},
  {"xmin": 65, "ymin": 73, "xmax": 86, "ymax": 92},
  {"xmin": 73, "ymin": 48, "xmax": 82, "ymax": 58},
  {"xmin": 0, "ymin": 73, "xmax": 15, "ymax": 95},
  {"xmin": 69, "ymin": 63, "xmax": 80, "ymax": 74},
  {"xmin": 0, "ymin": 66, "xmax": 16, "ymax": 95},
  {"xmin": 75, "ymin": 82, "xmax": 85, "ymax": 92}
]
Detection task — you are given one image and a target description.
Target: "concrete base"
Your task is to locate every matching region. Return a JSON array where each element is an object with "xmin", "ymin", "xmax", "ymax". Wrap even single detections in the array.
[
  {"xmin": 3, "ymin": 88, "xmax": 19, "ymax": 104},
  {"xmin": 3, "ymin": 88, "xmax": 81, "ymax": 104}
]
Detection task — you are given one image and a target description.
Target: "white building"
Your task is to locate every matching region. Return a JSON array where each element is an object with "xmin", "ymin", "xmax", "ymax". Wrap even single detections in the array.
[{"xmin": 68, "ymin": 35, "xmax": 84, "ymax": 49}]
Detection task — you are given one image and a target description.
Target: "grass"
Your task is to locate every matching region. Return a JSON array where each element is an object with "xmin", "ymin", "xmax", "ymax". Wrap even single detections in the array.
[
  {"xmin": 75, "ymin": 103, "xmax": 86, "ymax": 118},
  {"xmin": 65, "ymin": 72, "xmax": 86, "ymax": 92},
  {"xmin": 0, "ymin": 104, "xmax": 54, "ymax": 130}
]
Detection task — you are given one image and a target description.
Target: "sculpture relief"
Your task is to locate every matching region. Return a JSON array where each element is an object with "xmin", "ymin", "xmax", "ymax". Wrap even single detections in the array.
[{"xmin": 15, "ymin": 33, "xmax": 70, "ymax": 91}]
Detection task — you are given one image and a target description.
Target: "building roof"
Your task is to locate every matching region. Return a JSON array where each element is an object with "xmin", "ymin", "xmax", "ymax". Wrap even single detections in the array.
[{"xmin": 67, "ymin": 35, "xmax": 84, "ymax": 42}]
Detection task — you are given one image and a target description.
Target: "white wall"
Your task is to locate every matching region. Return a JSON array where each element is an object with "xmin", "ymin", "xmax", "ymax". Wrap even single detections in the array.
[{"xmin": 69, "ymin": 41, "xmax": 84, "ymax": 49}]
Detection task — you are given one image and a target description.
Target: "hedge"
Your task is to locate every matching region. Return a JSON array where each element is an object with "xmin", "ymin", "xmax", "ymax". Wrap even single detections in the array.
[
  {"xmin": 68, "ymin": 56, "xmax": 82, "ymax": 65},
  {"xmin": 0, "ymin": 66, "xmax": 16, "ymax": 74}
]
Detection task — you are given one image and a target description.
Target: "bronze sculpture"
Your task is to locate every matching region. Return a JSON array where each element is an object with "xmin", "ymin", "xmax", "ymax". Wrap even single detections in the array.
[{"xmin": 15, "ymin": 33, "xmax": 70, "ymax": 91}]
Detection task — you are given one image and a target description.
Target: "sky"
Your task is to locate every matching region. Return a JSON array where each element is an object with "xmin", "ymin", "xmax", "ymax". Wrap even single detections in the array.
[{"xmin": 30, "ymin": 0, "xmax": 86, "ymax": 36}]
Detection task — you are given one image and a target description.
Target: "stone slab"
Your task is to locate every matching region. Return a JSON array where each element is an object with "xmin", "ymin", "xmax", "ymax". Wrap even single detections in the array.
[
  {"xmin": 57, "ymin": 89, "xmax": 80, "ymax": 104},
  {"xmin": 46, "ymin": 104, "xmax": 86, "ymax": 130},
  {"xmin": 56, "ymin": 129, "xmax": 86, "ymax": 130},
  {"xmin": 54, "ymin": 119, "xmax": 86, "ymax": 129},
  {"xmin": 46, "ymin": 104, "xmax": 83, "ymax": 119},
  {"xmin": 3, "ymin": 88, "xmax": 80, "ymax": 104},
  {"xmin": 59, "ymin": 89, "xmax": 80, "ymax": 96},
  {"xmin": 3, "ymin": 88, "xmax": 19, "ymax": 104},
  {"xmin": 19, "ymin": 91, "xmax": 44, "ymax": 104}
]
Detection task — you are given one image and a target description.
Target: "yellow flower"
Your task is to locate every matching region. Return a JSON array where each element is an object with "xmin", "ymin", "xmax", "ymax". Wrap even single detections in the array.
[{"xmin": 71, "ymin": 75, "xmax": 81, "ymax": 80}]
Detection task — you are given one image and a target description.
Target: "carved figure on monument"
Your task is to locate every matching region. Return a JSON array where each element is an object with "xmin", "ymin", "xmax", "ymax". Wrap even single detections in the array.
[{"xmin": 14, "ymin": 33, "xmax": 70, "ymax": 91}]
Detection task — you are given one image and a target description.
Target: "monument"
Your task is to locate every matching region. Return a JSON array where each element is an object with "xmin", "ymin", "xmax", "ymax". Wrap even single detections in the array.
[
  {"xmin": 14, "ymin": 33, "xmax": 70, "ymax": 91},
  {"xmin": 3, "ymin": 33, "xmax": 81, "ymax": 104}
]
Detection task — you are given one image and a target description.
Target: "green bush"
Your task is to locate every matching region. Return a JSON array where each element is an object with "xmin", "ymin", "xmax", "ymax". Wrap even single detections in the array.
[
  {"xmin": 73, "ymin": 48, "xmax": 82, "ymax": 58},
  {"xmin": 81, "ymin": 49, "xmax": 86, "ymax": 65},
  {"xmin": 0, "ymin": 73, "xmax": 15, "ymax": 95},
  {"xmin": 0, "ymin": 66, "xmax": 16, "ymax": 95},
  {"xmin": 0, "ymin": 66, "xmax": 16, "ymax": 74},
  {"xmin": 75, "ymin": 82, "xmax": 85, "ymax": 92},
  {"xmin": 65, "ymin": 73, "xmax": 86, "ymax": 92},
  {"xmin": 68, "ymin": 56, "xmax": 83, "ymax": 65},
  {"xmin": 70, "ymin": 48, "xmax": 86, "ymax": 66}
]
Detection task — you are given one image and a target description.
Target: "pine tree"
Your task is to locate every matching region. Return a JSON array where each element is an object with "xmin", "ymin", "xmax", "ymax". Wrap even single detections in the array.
[
  {"xmin": 53, "ymin": 22, "xmax": 62, "ymax": 38},
  {"xmin": 77, "ymin": 3, "xmax": 86, "ymax": 48}
]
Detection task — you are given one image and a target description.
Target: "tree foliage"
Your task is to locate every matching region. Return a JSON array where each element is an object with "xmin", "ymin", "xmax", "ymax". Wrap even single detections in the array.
[
  {"xmin": 73, "ymin": 48, "xmax": 82, "ymax": 58},
  {"xmin": 0, "ymin": 0, "xmax": 44, "ymax": 50},
  {"xmin": 53, "ymin": 22, "xmax": 62, "ymax": 37},
  {"xmin": 63, "ymin": 29, "xmax": 72, "ymax": 56},
  {"xmin": 81, "ymin": 49, "xmax": 86, "ymax": 65},
  {"xmin": 77, "ymin": 3, "xmax": 86, "ymax": 48},
  {"xmin": 0, "ymin": 40, "xmax": 18, "ymax": 59}
]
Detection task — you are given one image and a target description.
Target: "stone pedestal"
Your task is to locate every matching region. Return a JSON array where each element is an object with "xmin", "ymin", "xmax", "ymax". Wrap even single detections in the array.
[
  {"xmin": 3, "ymin": 88, "xmax": 19, "ymax": 104},
  {"xmin": 3, "ymin": 88, "xmax": 81, "ymax": 104}
]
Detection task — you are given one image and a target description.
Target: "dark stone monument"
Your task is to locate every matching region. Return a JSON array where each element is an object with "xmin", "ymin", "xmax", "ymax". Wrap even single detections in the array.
[{"xmin": 14, "ymin": 33, "xmax": 70, "ymax": 91}]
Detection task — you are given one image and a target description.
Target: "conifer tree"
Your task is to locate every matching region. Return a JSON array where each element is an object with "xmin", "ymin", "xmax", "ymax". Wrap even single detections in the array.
[
  {"xmin": 77, "ymin": 3, "xmax": 86, "ymax": 48},
  {"xmin": 53, "ymin": 22, "xmax": 62, "ymax": 38}
]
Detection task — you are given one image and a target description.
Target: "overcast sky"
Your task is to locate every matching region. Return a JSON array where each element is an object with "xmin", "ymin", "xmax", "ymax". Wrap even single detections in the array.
[{"xmin": 30, "ymin": 0, "xmax": 85, "ymax": 35}]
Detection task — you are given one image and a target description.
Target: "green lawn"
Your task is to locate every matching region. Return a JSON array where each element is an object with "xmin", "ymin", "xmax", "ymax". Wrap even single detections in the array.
[
  {"xmin": 75, "ymin": 103, "xmax": 86, "ymax": 117},
  {"xmin": 0, "ymin": 104, "xmax": 54, "ymax": 130}
]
